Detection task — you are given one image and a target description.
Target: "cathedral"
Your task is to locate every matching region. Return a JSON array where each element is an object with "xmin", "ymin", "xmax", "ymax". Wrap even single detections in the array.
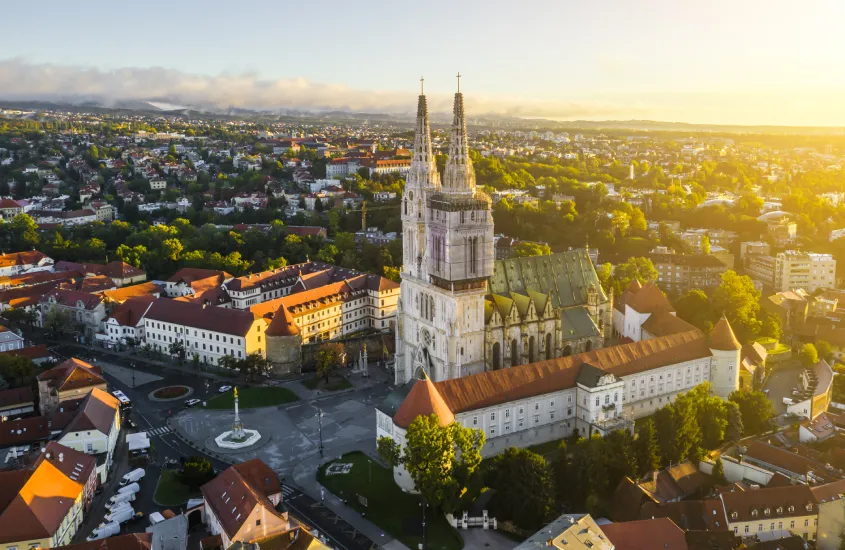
[{"xmin": 394, "ymin": 80, "xmax": 612, "ymax": 385}]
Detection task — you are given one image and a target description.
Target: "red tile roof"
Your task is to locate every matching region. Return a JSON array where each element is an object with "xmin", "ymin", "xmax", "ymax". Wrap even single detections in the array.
[
  {"xmin": 63, "ymin": 387, "xmax": 119, "ymax": 435},
  {"xmin": 0, "ymin": 386, "xmax": 33, "ymax": 409},
  {"xmin": 0, "ymin": 251, "xmax": 50, "ymax": 269},
  {"xmin": 108, "ymin": 295, "xmax": 156, "ymax": 327},
  {"xmin": 432, "ymin": 329, "xmax": 709, "ymax": 414},
  {"xmin": 626, "ymin": 281, "xmax": 673, "ymax": 314},
  {"xmin": 39, "ymin": 288, "xmax": 104, "ymax": 310},
  {"xmin": 394, "ymin": 377, "xmax": 454, "ymax": 428},
  {"xmin": 52, "ymin": 533, "xmax": 152, "ymax": 550},
  {"xmin": 720, "ymin": 484, "xmax": 817, "ymax": 523},
  {"xmin": 37, "ymin": 357, "xmax": 106, "ymax": 392},
  {"xmin": 146, "ymin": 298, "xmax": 260, "ymax": 336},
  {"xmin": 710, "ymin": 317, "xmax": 742, "ymax": 351},
  {"xmin": 233, "ymin": 459, "xmax": 281, "ymax": 500},
  {"xmin": 602, "ymin": 518, "xmax": 688, "ymax": 550}
]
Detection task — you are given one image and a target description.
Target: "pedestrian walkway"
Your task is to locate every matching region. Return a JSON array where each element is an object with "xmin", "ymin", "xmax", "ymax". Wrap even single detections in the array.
[
  {"xmin": 148, "ymin": 426, "xmax": 172, "ymax": 437},
  {"xmin": 281, "ymin": 484, "xmax": 297, "ymax": 500}
]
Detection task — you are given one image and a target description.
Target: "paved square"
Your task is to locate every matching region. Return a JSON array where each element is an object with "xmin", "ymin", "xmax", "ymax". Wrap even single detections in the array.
[{"xmin": 170, "ymin": 393, "xmax": 377, "ymax": 474}]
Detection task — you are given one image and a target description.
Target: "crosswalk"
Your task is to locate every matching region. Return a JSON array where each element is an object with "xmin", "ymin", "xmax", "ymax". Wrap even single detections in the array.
[
  {"xmin": 148, "ymin": 426, "xmax": 172, "ymax": 436},
  {"xmin": 281, "ymin": 484, "xmax": 298, "ymax": 500}
]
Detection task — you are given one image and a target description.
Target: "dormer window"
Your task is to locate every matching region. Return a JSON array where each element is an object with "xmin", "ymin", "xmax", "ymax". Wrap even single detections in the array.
[
  {"xmin": 777, "ymin": 507, "xmax": 783, "ymax": 514},
  {"xmin": 806, "ymin": 504, "xmax": 813, "ymax": 511},
  {"xmin": 764, "ymin": 508, "xmax": 770, "ymax": 515},
  {"xmin": 731, "ymin": 512, "xmax": 738, "ymax": 519},
  {"xmin": 788, "ymin": 506, "xmax": 795, "ymax": 513},
  {"xmin": 751, "ymin": 510, "xmax": 758, "ymax": 517}
]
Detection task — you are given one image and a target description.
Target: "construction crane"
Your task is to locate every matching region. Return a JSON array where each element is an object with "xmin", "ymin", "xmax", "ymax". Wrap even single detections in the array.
[{"xmin": 344, "ymin": 200, "xmax": 399, "ymax": 231}]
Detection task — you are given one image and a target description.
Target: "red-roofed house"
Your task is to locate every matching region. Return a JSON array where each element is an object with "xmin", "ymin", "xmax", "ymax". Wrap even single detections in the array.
[
  {"xmin": 102, "ymin": 295, "xmax": 156, "ymax": 346},
  {"xmin": 57, "ymin": 388, "xmax": 121, "ymax": 481},
  {"xmin": 37, "ymin": 289, "xmax": 107, "ymax": 339},
  {"xmin": 37, "ymin": 358, "xmax": 108, "ymax": 415}
]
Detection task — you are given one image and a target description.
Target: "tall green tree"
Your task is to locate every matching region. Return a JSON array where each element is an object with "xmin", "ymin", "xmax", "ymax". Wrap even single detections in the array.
[
  {"xmin": 377, "ymin": 414, "xmax": 485, "ymax": 514},
  {"xmin": 800, "ymin": 343, "xmax": 819, "ymax": 367},
  {"xmin": 484, "ymin": 447, "xmax": 554, "ymax": 530},
  {"xmin": 729, "ymin": 390, "xmax": 774, "ymax": 436},
  {"xmin": 712, "ymin": 271, "xmax": 761, "ymax": 343},
  {"xmin": 635, "ymin": 418, "xmax": 661, "ymax": 476}
]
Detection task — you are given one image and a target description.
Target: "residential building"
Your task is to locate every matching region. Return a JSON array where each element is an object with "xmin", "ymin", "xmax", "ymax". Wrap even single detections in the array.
[
  {"xmin": 740, "ymin": 343, "xmax": 767, "ymax": 390},
  {"xmin": 0, "ymin": 442, "xmax": 97, "ymax": 549},
  {"xmin": 200, "ymin": 459, "xmax": 291, "ymax": 548},
  {"xmin": 0, "ymin": 199, "xmax": 24, "ymax": 218},
  {"xmin": 0, "ymin": 386, "xmax": 35, "ymax": 419},
  {"xmin": 799, "ymin": 412, "xmax": 836, "ymax": 443},
  {"xmin": 602, "ymin": 518, "xmax": 689, "ymax": 550},
  {"xmin": 651, "ymin": 253, "xmax": 728, "ymax": 293},
  {"xmin": 56, "ymin": 387, "xmax": 121, "ymax": 482},
  {"xmin": 354, "ymin": 227, "xmax": 398, "ymax": 245},
  {"xmin": 515, "ymin": 514, "xmax": 611, "ymax": 550},
  {"xmin": 55, "ymin": 260, "xmax": 146, "ymax": 287},
  {"xmin": 38, "ymin": 289, "xmax": 107, "ymax": 339},
  {"xmin": 767, "ymin": 218, "xmax": 798, "ymax": 247},
  {"xmin": 811, "ymin": 479, "xmax": 845, "ymax": 550},
  {"xmin": 740, "ymin": 241, "xmax": 772, "ymax": 266},
  {"xmin": 165, "ymin": 268, "xmax": 233, "ymax": 298},
  {"xmin": 747, "ymin": 255, "xmax": 777, "ymax": 289},
  {"xmin": 763, "ymin": 291, "xmax": 808, "ymax": 331},
  {"xmin": 102, "ymin": 295, "xmax": 156, "ymax": 346},
  {"xmin": 773, "ymin": 251, "xmax": 836, "ymax": 293},
  {"xmin": 0, "ymin": 325, "xmax": 24, "ymax": 352},
  {"xmin": 143, "ymin": 299, "xmax": 267, "ymax": 366},
  {"xmin": 99, "ymin": 281, "xmax": 162, "ymax": 306},
  {"xmin": 37, "ymin": 357, "xmax": 108, "ymax": 415},
  {"xmin": 0, "ymin": 250, "xmax": 53, "ymax": 277},
  {"xmin": 720, "ymin": 484, "xmax": 818, "ymax": 541},
  {"xmin": 784, "ymin": 360, "xmax": 833, "ymax": 420}
]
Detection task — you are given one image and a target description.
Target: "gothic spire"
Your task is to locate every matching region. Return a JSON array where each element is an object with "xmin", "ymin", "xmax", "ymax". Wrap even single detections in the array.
[
  {"xmin": 442, "ymin": 73, "xmax": 476, "ymax": 194},
  {"xmin": 407, "ymin": 78, "xmax": 440, "ymax": 189}
]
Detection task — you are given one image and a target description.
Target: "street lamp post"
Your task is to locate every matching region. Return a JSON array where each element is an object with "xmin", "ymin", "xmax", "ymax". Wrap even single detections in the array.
[
  {"xmin": 421, "ymin": 500, "xmax": 427, "ymax": 550},
  {"xmin": 317, "ymin": 408, "xmax": 324, "ymax": 457},
  {"xmin": 368, "ymin": 459, "xmax": 372, "ymax": 483},
  {"xmin": 131, "ymin": 363, "xmax": 136, "ymax": 389}
]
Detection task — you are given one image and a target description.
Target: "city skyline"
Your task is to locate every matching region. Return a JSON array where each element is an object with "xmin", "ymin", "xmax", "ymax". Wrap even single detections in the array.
[{"xmin": 2, "ymin": 0, "xmax": 845, "ymax": 126}]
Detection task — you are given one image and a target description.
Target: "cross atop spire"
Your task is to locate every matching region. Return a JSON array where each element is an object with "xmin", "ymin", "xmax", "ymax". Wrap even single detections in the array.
[
  {"xmin": 420, "ymin": 76, "xmax": 424, "ymax": 95},
  {"xmin": 456, "ymin": 71, "xmax": 461, "ymax": 93}
]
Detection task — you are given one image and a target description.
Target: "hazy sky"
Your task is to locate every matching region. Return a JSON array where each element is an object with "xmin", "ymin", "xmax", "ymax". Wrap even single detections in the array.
[{"xmin": 2, "ymin": 0, "xmax": 844, "ymax": 126}]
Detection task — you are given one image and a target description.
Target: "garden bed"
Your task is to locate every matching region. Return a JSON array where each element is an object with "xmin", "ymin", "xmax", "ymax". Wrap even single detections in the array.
[{"xmin": 151, "ymin": 385, "xmax": 191, "ymax": 399}]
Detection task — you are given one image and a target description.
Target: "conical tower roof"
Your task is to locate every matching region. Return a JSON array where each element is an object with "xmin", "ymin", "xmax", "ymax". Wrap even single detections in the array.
[
  {"xmin": 406, "ymin": 81, "xmax": 440, "ymax": 190},
  {"xmin": 393, "ymin": 375, "xmax": 454, "ymax": 428},
  {"xmin": 709, "ymin": 315, "xmax": 741, "ymax": 351},
  {"xmin": 442, "ymin": 75, "xmax": 476, "ymax": 194}
]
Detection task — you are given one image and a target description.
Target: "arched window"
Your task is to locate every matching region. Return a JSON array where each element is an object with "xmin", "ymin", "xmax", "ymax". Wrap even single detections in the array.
[
  {"xmin": 491, "ymin": 342, "xmax": 501, "ymax": 370},
  {"xmin": 545, "ymin": 333, "xmax": 552, "ymax": 359},
  {"xmin": 562, "ymin": 345, "xmax": 572, "ymax": 357},
  {"xmin": 430, "ymin": 296, "xmax": 435, "ymax": 321},
  {"xmin": 585, "ymin": 340, "xmax": 593, "ymax": 352},
  {"xmin": 528, "ymin": 335, "xmax": 536, "ymax": 364},
  {"xmin": 511, "ymin": 339, "xmax": 519, "ymax": 367},
  {"xmin": 404, "ymin": 199, "xmax": 408, "ymax": 215}
]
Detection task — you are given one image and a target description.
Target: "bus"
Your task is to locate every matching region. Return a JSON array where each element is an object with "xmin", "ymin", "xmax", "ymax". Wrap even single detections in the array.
[{"xmin": 112, "ymin": 390, "xmax": 132, "ymax": 411}]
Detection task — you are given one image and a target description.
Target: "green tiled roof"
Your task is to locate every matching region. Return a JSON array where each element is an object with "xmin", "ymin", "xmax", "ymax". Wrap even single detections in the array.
[
  {"xmin": 560, "ymin": 306, "xmax": 600, "ymax": 340},
  {"xmin": 509, "ymin": 292, "xmax": 533, "ymax": 318},
  {"xmin": 489, "ymin": 249, "xmax": 607, "ymax": 309}
]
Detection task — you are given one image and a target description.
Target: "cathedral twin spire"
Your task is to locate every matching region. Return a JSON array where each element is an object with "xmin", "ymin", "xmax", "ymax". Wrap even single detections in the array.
[{"xmin": 410, "ymin": 74, "xmax": 476, "ymax": 195}]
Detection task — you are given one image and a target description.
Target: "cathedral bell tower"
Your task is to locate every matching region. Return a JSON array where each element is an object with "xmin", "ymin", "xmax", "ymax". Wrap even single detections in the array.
[{"xmin": 395, "ymin": 74, "xmax": 494, "ymax": 385}]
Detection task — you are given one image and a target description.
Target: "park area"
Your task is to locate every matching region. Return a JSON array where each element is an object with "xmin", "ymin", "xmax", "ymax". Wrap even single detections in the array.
[
  {"xmin": 205, "ymin": 386, "xmax": 298, "ymax": 409},
  {"xmin": 154, "ymin": 470, "xmax": 201, "ymax": 507},
  {"xmin": 318, "ymin": 452, "xmax": 464, "ymax": 550}
]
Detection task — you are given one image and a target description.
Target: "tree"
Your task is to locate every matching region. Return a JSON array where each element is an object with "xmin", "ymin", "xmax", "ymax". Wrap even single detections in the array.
[
  {"xmin": 634, "ymin": 418, "xmax": 660, "ymax": 476},
  {"xmin": 596, "ymin": 263, "xmax": 613, "ymax": 296},
  {"xmin": 168, "ymin": 341, "xmax": 186, "ymax": 363},
  {"xmin": 675, "ymin": 289, "xmax": 716, "ymax": 333},
  {"xmin": 484, "ymin": 447, "xmax": 554, "ymax": 530},
  {"xmin": 611, "ymin": 257, "xmax": 657, "ymax": 296},
  {"xmin": 816, "ymin": 340, "xmax": 833, "ymax": 362},
  {"xmin": 317, "ymin": 244, "xmax": 339, "ymax": 264},
  {"xmin": 800, "ymin": 343, "xmax": 819, "ymax": 367},
  {"xmin": 701, "ymin": 235, "xmax": 711, "ymax": 255},
  {"xmin": 179, "ymin": 456, "xmax": 215, "ymax": 490},
  {"xmin": 513, "ymin": 241, "xmax": 552, "ymax": 258},
  {"xmin": 712, "ymin": 457, "xmax": 727, "ymax": 485},
  {"xmin": 729, "ymin": 390, "xmax": 774, "ymax": 436},
  {"xmin": 377, "ymin": 414, "xmax": 485, "ymax": 514},
  {"xmin": 44, "ymin": 307, "xmax": 72, "ymax": 338},
  {"xmin": 314, "ymin": 342, "xmax": 344, "ymax": 382},
  {"xmin": 712, "ymin": 271, "xmax": 762, "ymax": 343},
  {"xmin": 724, "ymin": 401, "xmax": 744, "ymax": 442}
]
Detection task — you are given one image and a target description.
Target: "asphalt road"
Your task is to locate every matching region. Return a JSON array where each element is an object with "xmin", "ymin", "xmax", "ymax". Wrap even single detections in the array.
[
  {"xmin": 765, "ymin": 362, "xmax": 804, "ymax": 415},
  {"xmin": 52, "ymin": 343, "xmax": 379, "ymax": 549}
]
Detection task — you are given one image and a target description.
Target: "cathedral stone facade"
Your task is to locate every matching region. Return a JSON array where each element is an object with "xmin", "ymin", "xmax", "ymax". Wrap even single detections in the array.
[{"xmin": 394, "ymin": 84, "xmax": 610, "ymax": 385}]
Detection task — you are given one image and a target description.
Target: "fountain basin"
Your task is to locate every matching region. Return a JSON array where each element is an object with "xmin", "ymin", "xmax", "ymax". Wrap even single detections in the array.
[{"xmin": 214, "ymin": 429, "xmax": 262, "ymax": 449}]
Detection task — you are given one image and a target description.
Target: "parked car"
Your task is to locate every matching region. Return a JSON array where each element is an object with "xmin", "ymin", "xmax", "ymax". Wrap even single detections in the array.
[
  {"xmin": 119, "ymin": 468, "xmax": 145, "ymax": 487},
  {"xmin": 218, "ymin": 385, "xmax": 233, "ymax": 394},
  {"xmin": 792, "ymin": 389, "xmax": 801, "ymax": 396},
  {"xmin": 185, "ymin": 398, "xmax": 201, "ymax": 408}
]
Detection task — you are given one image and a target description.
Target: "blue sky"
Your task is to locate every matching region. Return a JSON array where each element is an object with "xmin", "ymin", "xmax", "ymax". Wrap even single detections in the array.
[{"xmin": 2, "ymin": 0, "xmax": 844, "ymax": 125}]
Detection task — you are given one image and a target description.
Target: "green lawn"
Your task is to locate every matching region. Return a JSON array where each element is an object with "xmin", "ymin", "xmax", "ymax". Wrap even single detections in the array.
[
  {"xmin": 206, "ymin": 387, "xmax": 299, "ymax": 409},
  {"xmin": 154, "ymin": 470, "xmax": 201, "ymax": 506},
  {"xmin": 318, "ymin": 452, "xmax": 464, "ymax": 550},
  {"xmin": 302, "ymin": 375, "xmax": 353, "ymax": 391}
]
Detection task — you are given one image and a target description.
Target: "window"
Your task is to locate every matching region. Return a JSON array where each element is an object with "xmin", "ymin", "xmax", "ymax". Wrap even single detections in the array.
[
  {"xmin": 534, "ymin": 415, "xmax": 540, "ymax": 424},
  {"xmin": 256, "ymin": 519, "xmax": 261, "ymax": 526},
  {"xmin": 472, "ymin": 417, "xmax": 478, "ymax": 426},
  {"xmin": 505, "ymin": 410, "xmax": 510, "ymax": 418},
  {"xmin": 595, "ymin": 397, "xmax": 600, "ymax": 406},
  {"xmin": 490, "ymin": 412, "xmax": 496, "ymax": 421},
  {"xmin": 790, "ymin": 521, "xmax": 795, "ymax": 529},
  {"xmin": 804, "ymin": 520, "xmax": 809, "ymax": 527},
  {"xmin": 744, "ymin": 526, "xmax": 749, "ymax": 534}
]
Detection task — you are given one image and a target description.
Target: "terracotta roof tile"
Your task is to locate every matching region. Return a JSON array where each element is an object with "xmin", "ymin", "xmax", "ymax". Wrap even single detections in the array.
[
  {"xmin": 146, "ymin": 299, "xmax": 259, "ymax": 336},
  {"xmin": 709, "ymin": 317, "xmax": 741, "ymax": 351},
  {"xmin": 0, "ymin": 386, "xmax": 33, "ymax": 408},
  {"xmin": 601, "ymin": 518, "xmax": 688, "ymax": 550},
  {"xmin": 37, "ymin": 357, "xmax": 106, "ymax": 392},
  {"xmin": 433, "ymin": 329, "xmax": 710, "ymax": 414},
  {"xmin": 108, "ymin": 295, "xmax": 156, "ymax": 326},
  {"xmin": 99, "ymin": 281, "xmax": 162, "ymax": 303},
  {"xmin": 54, "ymin": 533, "xmax": 152, "ymax": 550},
  {"xmin": 63, "ymin": 387, "xmax": 119, "ymax": 435},
  {"xmin": 720, "ymin": 484, "xmax": 817, "ymax": 523},
  {"xmin": 394, "ymin": 377, "xmax": 454, "ymax": 428},
  {"xmin": 641, "ymin": 310, "xmax": 698, "ymax": 338},
  {"xmin": 626, "ymin": 281, "xmax": 673, "ymax": 314}
]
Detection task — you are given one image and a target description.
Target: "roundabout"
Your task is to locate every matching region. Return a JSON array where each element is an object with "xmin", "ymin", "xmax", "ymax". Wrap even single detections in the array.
[{"xmin": 148, "ymin": 385, "xmax": 193, "ymax": 402}]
